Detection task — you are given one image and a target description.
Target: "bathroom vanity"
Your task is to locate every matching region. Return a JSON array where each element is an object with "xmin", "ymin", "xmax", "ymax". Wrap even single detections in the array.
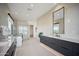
[
  {"xmin": 5, "ymin": 39, "xmax": 16, "ymax": 56},
  {"xmin": 0, "ymin": 37, "xmax": 16, "ymax": 56},
  {"xmin": 40, "ymin": 36, "xmax": 79, "ymax": 56}
]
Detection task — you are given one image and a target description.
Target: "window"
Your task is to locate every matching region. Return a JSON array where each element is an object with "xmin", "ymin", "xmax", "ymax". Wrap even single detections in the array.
[
  {"xmin": 8, "ymin": 14, "xmax": 13, "ymax": 34},
  {"xmin": 19, "ymin": 26, "xmax": 27, "ymax": 35}
]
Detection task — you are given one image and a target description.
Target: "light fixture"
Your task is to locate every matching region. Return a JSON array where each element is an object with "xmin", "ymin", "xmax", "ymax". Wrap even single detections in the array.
[
  {"xmin": 30, "ymin": 4, "xmax": 34, "ymax": 7},
  {"xmin": 27, "ymin": 4, "xmax": 34, "ymax": 11}
]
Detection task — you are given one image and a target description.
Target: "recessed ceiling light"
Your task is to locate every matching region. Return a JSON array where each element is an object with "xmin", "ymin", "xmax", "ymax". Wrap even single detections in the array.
[
  {"xmin": 30, "ymin": 4, "xmax": 34, "ymax": 7},
  {"xmin": 27, "ymin": 4, "xmax": 34, "ymax": 11}
]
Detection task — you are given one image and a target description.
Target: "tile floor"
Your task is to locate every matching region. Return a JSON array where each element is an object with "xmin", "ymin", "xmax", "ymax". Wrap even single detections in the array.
[{"xmin": 15, "ymin": 38, "xmax": 63, "ymax": 56}]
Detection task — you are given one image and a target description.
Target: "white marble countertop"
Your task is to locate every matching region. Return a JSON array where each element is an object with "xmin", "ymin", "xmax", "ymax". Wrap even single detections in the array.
[
  {"xmin": 43, "ymin": 35, "xmax": 79, "ymax": 43},
  {"xmin": 0, "ymin": 37, "xmax": 15, "ymax": 56}
]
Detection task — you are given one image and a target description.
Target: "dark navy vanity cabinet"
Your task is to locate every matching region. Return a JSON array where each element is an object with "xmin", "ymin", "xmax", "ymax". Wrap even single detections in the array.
[
  {"xmin": 40, "ymin": 36, "xmax": 79, "ymax": 56},
  {"xmin": 5, "ymin": 41, "xmax": 16, "ymax": 56}
]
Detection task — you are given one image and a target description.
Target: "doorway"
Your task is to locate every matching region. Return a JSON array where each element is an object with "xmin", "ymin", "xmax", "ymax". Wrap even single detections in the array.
[{"xmin": 30, "ymin": 25, "xmax": 34, "ymax": 37}]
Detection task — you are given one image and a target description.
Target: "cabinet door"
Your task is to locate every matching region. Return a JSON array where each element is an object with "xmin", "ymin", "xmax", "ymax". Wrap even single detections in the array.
[{"xmin": 5, "ymin": 42, "xmax": 16, "ymax": 56}]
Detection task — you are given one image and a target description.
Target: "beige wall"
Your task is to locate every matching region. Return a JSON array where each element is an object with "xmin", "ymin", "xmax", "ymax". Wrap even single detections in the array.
[
  {"xmin": 37, "ymin": 11, "xmax": 53, "ymax": 36},
  {"xmin": 37, "ymin": 3, "xmax": 79, "ymax": 42}
]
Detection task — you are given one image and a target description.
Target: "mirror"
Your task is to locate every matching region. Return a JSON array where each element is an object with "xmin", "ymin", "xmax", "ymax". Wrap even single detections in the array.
[{"xmin": 53, "ymin": 7, "xmax": 64, "ymax": 34}]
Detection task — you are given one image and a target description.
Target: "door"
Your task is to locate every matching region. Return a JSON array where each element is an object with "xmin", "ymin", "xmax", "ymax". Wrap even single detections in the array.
[{"xmin": 30, "ymin": 25, "xmax": 33, "ymax": 37}]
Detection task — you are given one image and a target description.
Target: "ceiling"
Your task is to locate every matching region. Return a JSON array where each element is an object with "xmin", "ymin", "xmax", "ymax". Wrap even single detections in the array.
[{"xmin": 8, "ymin": 3, "xmax": 57, "ymax": 21}]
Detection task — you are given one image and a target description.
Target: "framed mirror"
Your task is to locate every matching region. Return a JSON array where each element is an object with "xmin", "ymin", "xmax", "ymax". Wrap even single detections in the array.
[{"xmin": 53, "ymin": 7, "xmax": 64, "ymax": 34}]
